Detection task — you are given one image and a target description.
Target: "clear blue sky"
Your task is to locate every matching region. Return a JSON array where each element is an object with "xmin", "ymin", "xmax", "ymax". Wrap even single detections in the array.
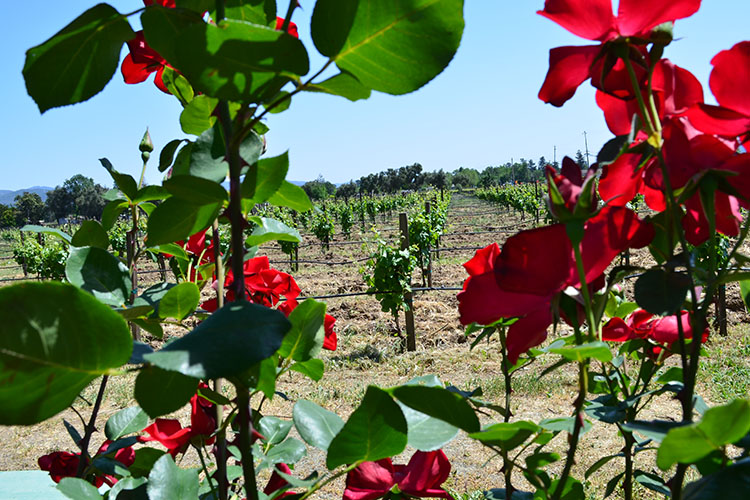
[{"xmin": 1, "ymin": 1, "xmax": 748, "ymax": 191}]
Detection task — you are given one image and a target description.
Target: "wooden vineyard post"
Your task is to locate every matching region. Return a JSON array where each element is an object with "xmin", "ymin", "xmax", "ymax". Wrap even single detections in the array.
[
  {"xmin": 19, "ymin": 231, "xmax": 28, "ymax": 278},
  {"xmin": 157, "ymin": 253, "xmax": 168, "ymax": 282},
  {"xmin": 717, "ymin": 285, "xmax": 728, "ymax": 337},
  {"xmin": 399, "ymin": 212, "xmax": 417, "ymax": 352},
  {"xmin": 425, "ymin": 201, "xmax": 433, "ymax": 288}
]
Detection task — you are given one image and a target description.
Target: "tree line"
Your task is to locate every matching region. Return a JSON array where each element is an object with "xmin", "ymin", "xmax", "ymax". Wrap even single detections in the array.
[
  {"xmin": 0, "ymin": 174, "xmax": 107, "ymax": 228},
  {"xmin": 301, "ymin": 151, "xmax": 587, "ymax": 200}
]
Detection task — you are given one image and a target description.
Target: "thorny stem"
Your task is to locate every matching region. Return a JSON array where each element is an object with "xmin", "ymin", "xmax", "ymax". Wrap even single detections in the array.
[
  {"xmin": 236, "ymin": 386, "xmax": 259, "ymax": 500},
  {"xmin": 298, "ymin": 463, "xmax": 361, "ymax": 500},
  {"xmin": 623, "ymin": 57, "xmax": 657, "ymax": 138},
  {"xmin": 551, "ymin": 232, "xmax": 593, "ymax": 500},
  {"xmin": 280, "ymin": 0, "xmax": 297, "ymax": 34},
  {"xmin": 497, "ymin": 327, "xmax": 515, "ymax": 496},
  {"xmin": 198, "ymin": 445, "xmax": 219, "ymax": 500},
  {"xmin": 572, "ymin": 242, "xmax": 598, "ymax": 338},
  {"xmin": 75, "ymin": 376, "xmax": 109, "ymax": 478},
  {"xmin": 210, "ymin": 220, "xmax": 228, "ymax": 499}
]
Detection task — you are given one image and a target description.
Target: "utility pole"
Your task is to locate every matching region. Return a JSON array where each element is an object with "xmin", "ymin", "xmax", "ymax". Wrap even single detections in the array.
[
  {"xmin": 583, "ymin": 131, "xmax": 591, "ymax": 167},
  {"xmin": 553, "ymin": 146, "xmax": 557, "ymax": 165}
]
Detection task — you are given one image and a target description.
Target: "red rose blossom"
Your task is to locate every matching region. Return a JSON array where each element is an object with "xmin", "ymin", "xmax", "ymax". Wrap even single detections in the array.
[
  {"xmin": 343, "ymin": 450, "xmax": 452, "ymax": 500},
  {"xmin": 538, "ymin": 0, "xmax": 700, "ymax": 107}
]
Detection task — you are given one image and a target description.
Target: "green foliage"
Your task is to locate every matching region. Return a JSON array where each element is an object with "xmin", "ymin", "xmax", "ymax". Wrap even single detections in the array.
[
  {"xmin": 361, "ymin": 235, "xmax": 416, "ymax": 327},
  {"xmin": 12, "ymin": 235, "xmax": 68, "ymax": 280},
  {"xmin": 310, "ymin": 210, "xmax": 335, "ymax": 251}
]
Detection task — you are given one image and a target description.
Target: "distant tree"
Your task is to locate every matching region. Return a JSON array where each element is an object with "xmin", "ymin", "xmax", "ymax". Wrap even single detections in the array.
[
  {"xmin": 423, "ymin": 169, "xmax": 449, "ymax": 190},
  {"xmin": 336, "ymin": 181, "xmax": 357, "ymax": 200},
  {"xmin": 75, "ymin": 184, "xmax": 107, "ymax": 219},
  {"xmin": 575, "ymin": 149, "xmax": 587, "ymax": 168},
  {"xmin": 0, "ymin": 206, "xmax": 16, "ymax": 228},
  {"xmin": 538, "ymin": 156, "xmax": 548, "ymax": 168},
  {"xmin": 14, "ymin": 192, "xmax": 45, "ymax": 225},
  {"xmin": 45, "ymin": 186, "xmax": 74, "ymax": 221},
  {"xmin": 452, "ymin": 167, "xmax": 480, "ymax": 188},
  {"xmin": 302, "ymin": 175, "xmax": 336, "ymax": 201}
]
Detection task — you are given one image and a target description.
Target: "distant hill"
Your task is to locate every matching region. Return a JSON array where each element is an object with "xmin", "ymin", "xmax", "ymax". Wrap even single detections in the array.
[{"xmin": 0, "ymin": 186, "xmax": 53, "ymax": 206}]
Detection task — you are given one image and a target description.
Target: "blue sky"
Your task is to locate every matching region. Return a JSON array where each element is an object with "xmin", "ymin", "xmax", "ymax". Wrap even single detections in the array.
[{"xmin": 1, "ymin": 1, "xmax": 749, "ymax": 191}]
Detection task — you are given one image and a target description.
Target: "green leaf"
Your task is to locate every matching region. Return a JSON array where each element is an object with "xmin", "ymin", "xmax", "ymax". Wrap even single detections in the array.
[
  {"xmin": 135, "ymin": 366, "xmax": 198, "ymax": 418},
  {"xmin": 327, "ymin": 386, "xmax": 407, "ymax": 469},
  {"xmin": 307, "ymin": 71, "xmax": 371, "ymax": 101},
  {"xmin": 23, "ymin": 4, "xmax": 135, "ymax": 113},
  {"xmin": 658, "ymin": 400, "xmax": 750, "ymax": 469},
  {"xmin": 246, "ymin": 217, "xmax": 302, "ymax": 247},
  {"xmin": 540, "ymin": 417, "xmax": 593, "ymax": 435},
  {"xmin": 634, "ymin": 269, "xmax": 690, "ymax": 316},
  {"xmin": 0, "ymin": 282, "xmax": 131, "ymax": 424},
  {"xmin": 65, "ymin": 246, "xmax": 131, "ymax": 307},
  {"xmin": 268, "ymin": 181, "xmax": 313, "ymax": 211},
  {"xmin": 264, "ymin": 91, "xmax": 292, "ymax": 114},
  {"xmin": 245, "ymin": 355, "xmax": 278, "ymax": 398},
  {"xmin": 261, "ymin": 438, "xmax": 306, "ymax": 468},
  {"xmin": 311, "ymin": 0, "xmax": 464, "ymax": 95},
  {"xmin": 158, "ymin": 282, "xmax": 200, "ymax": 320},
  {"xmin": 147, "ymin": 454, "xmax": 199, "ymax": 500},
  {"xmin": 108, "ymin": 476, "xmax": 149, "ymax": 500},
  {"xmin": 129, "ymin": 448, "xmax": 167, "ymax": 479},
  {"xmin": 146, "ymin": 198, "xmax": 222, "ymax": 247},
  {"xmin": 71, "ymin": 220, "xmax": 110, "ymax": 249},
  {"xmin": 293, "ymin": 400, "xmax": 345, "ymax": 451},
  {"xmin": 170, "ymin": 19, "xmax": 310, "ymax": 102},
  {"xmin": 278, "ymin": 299, "xmax": 326, "ymax": 361},
  {"xmin": 180, "ymin": 95, "xmax": 218, "ymax": 135},
  {"xmin": 105, "ymin": 406, "xmax": 149, "ymax": 440},
  {"xmin": 159, "ymin": 139, "xmax": 187, "ymax": 173},
  {"xmin": 700, "ymin": 399, "xmax": 750, "ymax": 445},
  {"xmin": 216, "ymin": 0, "xmax": 276, "ymax": 26},
  {"xmin": 621, "ymin": 420, "xmax": 684, "ymax": 443},
  {"xmin": 634, "ymin": 471, "xmax": 670, "ymax": 496},
  {"xmin": 740, "ymin": 280, "xmax": 750, "ymax": 313},
  {"xmin": 390, "ymin": 385, "xmax": 480, "ymax": 433},
  {"xmin": 144, "ymin": 301, "xmax": 290, "ymax": 379},
  {"xmin": 684, "ymin": 458, "xmax": 750, "ymax": 500},
  {"xmin": 57, "ymin": 477, "xmax": 103, "ymax": 500},
  {"xmin": 657, "ymin": 425, "xmax": 716, "ymax": 470},
  {"xmin": 398, "ymin": 400, "xmax": 459, "ymax": 451},
  {"xmin": 242, "ymin": 151, "xmax": 289, "ymax": 204},
  {"xmin": 468, "ymin": 421, "xmax": 539, "ymax": 450},
  {"xmin": 186, "ymin": 126, "xmax": 228, "ymax": 182},
  {"xmin": 133, "ymin": 185, "xmax": 171, "ymax": 204},
  {"xmin": 259, "ymin": 416, "xmax": 293, "ymax": 445},
  {"xmin": 548, "ymin": 341, "xmax": 613, "ymax": 363},
  {"xmin": 141, "ymin": 5, "xmax": 204, "ymax": 64},
  {"xmin": 161, "ymin": 66, "xmax": 195, "ymax": 105},
  {"xmin": 163, "ymin": 175, "xmax": 227, "ymax": 205},
  {"xmin": 289, "ymin": 358, "xmax": 325, "ymax": 381},
  {"xmin": 20, "ymin": 224, "xmax": 71, "ymax": 243},
  {"xmin": 102, "ymin": 200, "xmax": 129, "ymax": 230},
  {"xmin": 100, "ymin": 158, "xmax": 138, "ymax": 201}
]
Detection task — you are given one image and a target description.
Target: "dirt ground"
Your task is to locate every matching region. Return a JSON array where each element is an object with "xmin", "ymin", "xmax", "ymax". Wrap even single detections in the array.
[{"xmin": 1, "ymin": 193, "xmax": 749, "ymax": 499}]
